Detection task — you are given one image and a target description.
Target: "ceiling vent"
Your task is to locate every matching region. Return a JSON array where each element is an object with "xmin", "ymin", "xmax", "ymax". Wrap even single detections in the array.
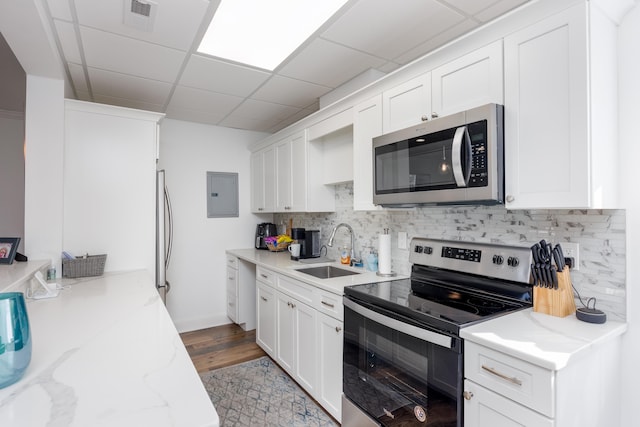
[{"xmin": 123, "ymin": 0, "xmax": 157, "ymax": 32}]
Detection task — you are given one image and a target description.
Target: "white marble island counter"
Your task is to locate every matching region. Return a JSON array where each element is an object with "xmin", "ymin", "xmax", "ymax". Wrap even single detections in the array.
[{"xmin": 0, "ymin": 269, "xmax": 219, "ymax": 427}]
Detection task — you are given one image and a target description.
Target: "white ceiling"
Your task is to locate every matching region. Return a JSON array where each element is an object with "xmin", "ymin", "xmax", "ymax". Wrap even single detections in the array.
[{"xmin": 36, "ymin": 0, "xmax": 529, "ymax": 133}]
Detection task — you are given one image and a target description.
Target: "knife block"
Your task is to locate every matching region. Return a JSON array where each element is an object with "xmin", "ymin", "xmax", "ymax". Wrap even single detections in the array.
[{"xmin": 533, "ymin": 269, "xmax": 577, "ymax": 317}]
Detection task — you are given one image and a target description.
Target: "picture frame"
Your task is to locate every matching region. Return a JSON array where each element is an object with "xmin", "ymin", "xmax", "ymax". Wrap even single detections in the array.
[{"xmin": 0, "ymin": 237, "xmax": 21, "ymax": 265}]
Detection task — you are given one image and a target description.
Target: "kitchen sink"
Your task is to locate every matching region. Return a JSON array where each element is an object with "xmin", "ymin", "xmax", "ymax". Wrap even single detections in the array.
[{"xmin": 296, "ymin": 265, "xmax": 361, "ymax": 279}]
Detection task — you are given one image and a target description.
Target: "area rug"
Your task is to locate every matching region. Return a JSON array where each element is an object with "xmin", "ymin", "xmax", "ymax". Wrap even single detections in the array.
[{"xmin": 199, "ymin": 356, "xmax": 339, "ymax": 427}]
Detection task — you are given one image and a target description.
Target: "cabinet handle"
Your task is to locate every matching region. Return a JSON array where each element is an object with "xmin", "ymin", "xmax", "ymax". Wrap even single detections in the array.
[
  {"xmin": 481, "ymin": 365, "xmax": 523, "ymax": 386},
  {"xmin": 261, "ymin": 296, "xmax": 268, "ymax": 302},
  {"xmin": 431, "ymin": 112, "xmax": 439, "ymax": 118},
  {"xmin": 421, "ymin": 115, "xmax": 429, "ymax": 122},
  {"xmin": 463, "ymin": 391, "xmax": 473, "ymax": 400},
  {"xmin": 260, "ymin": 274, "xmax": 269, "ymax": 279},
  {"xmin": 321, "ymin": 301, "xmax": 335, "ymax": 308},
  {"xmin": 228, "ymin": 277, "xmax": 234, "ymax": 280},
  {"xmin": 335, "ymin": 326, "xmax": 342, "ymax": 333},
  {"xmin": 291, "ymin": 303, "xmax": 296, "ymax": 309},
  {"xmin": 506, "ymin": 195, "xmax": 515, "ymax": 203}
]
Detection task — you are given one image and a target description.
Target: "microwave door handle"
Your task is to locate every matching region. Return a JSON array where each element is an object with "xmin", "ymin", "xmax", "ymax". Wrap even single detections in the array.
[{"xmin": 452, "ymin": 126, "xmax": 471, "ymax": 187}]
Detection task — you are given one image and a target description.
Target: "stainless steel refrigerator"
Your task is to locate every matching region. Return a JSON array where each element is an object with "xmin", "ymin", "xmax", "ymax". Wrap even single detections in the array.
[{"xmin": 156, "ymin": 170, "xmax": 173, "ymax": 304}]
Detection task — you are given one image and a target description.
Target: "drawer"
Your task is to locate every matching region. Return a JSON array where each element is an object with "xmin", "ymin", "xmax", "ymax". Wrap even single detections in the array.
[
  {"xmin": 226, "ymin": 267, "xmax": 237, "ymax": 296},
  {"xmin": 316, "ymin": 289, "xmax": 343, "ymax": 321},
  {"xmin": 277, "ymin": 275, "xmax": 314, "ymax": 306},
  {"xmin": 256, "ymin": 266, "xmax": 276, "ymax": 287},
  {"xmin": 227, "ymin": 293, "xmax": 238, "ymax": 322},
  {"xmin": 226, "ymin": 254, "xmax": 238, "ymax": 269},
  {"xmin": 465, "ymin": 341, "xmax": 554, "ymax": 417}
]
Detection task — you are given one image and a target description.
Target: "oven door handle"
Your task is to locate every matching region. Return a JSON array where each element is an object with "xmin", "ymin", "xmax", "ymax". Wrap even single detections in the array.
[{"xmin": 344, "ymin": 298, "xmax": 453, "ymax": 349}]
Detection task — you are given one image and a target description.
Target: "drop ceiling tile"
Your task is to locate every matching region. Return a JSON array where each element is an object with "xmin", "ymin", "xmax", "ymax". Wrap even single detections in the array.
[
  {"xmin": 266, "ymin": 108, "xmax": 318, "ymax": 133},
  {"xmin": 54, "ymin": 20, "xmax": 82, "ymax": 64},
  {"xmin": 227, "ymin": 99, "xmax": 300, "ymax": 122},
  {"xmin": 475, "ymin": 0, "xmax": 530, "ymax": 23},
  {"xmin": 73, "ymin": 0, "xmax": 210, "ymax": 51},
  {"xmin": 279, "ymin": 38, "xmax": 387, "ymax": 88},
  {"xmin": 219, "ymin": 115, "xmax": 281, "ymax": 133},
  {"xmin": 164, "ymin": 106, "xmax": 226, "ymax": 126},
  {"xmin": 67, "ymin": 62, "xmax": 88, "ymax": 92},
  {"xmin": 180, "ymin": 55, "xmax": 271, "ymax": 97},
  {"xmin": 88, "ymin": 67, "xmax": 173, "ymax": 105},
  {"xmin": 321, "ymin": 0, "xmax": 465, "ymax": 61},
  {"xmin": 80, "ymin": 26, "xmax": 186, "ymax": 83},
  {"xmin": 252, "ymin": 75, "xmax": 331, "ymax": 108},
  {"xmin": 441, "ymin": 0, "xmax": 501, "ymax": 16},
  {"xmin": 46, "ymin": 0, "xmax": 73, "ymax": 21},
  {"xmin": 76, "ymin": 90, "xmax": 91, "ymax": 102},
  {"xmin": 394, "ymin": 19, "xmax": 479, "ymax": 65},
  {"xmin": 93, "ymin": 93, "xmax": 165, "ymax": 113},
  {"xmin": 168, "ymin": 85, "xmax": 244, "ymax": 115}
]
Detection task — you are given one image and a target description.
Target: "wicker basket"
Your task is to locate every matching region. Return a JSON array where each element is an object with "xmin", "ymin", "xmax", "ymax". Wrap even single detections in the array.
[
  {"xmin": 62, "ymin": 254, "xmax": 107, "ymax": 278},
  {"xmin": 266, "ymin": 241, "xmax": 290, "ymax": 252}
]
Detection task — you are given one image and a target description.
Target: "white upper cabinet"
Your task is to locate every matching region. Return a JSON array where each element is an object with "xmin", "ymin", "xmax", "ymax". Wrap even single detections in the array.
[
  {"xmin": 276, "ymin": 130, "xmax": 307, "ymax": 212},
  {"xmin": 250, "ymin": 151, "xmax": 266, "ymax": 212},
  {"xmin": 382, "ymin": 72, "xmax": 432, "ymax": 133},
  {"xmin": 251, "ymin": 146, "xmax": 276, "ymax": 213},
  {"xmin": 382, "ymin": 41, "xmax": 503, "ymax": 134},
  {"xmin": 431, "ymin": 41, "xmax": 504, "ymax": 118},
  {"xmin": 503, "ymin": 2, "xmax": 618, "ymax": 209},
  {"xmin": 353, "ymin": 94, "xmax": 383, "ymax": 211}
]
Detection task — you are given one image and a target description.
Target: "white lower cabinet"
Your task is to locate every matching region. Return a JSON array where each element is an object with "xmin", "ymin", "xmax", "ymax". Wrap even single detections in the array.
[
  {"xmin": 464, "ymin": 380, "xmax": 553, "ymax": 427},
  {"xmin": 256, "ymin": 280, "xmax": 276, "ymax": 358},
  {"xmin": 255, "ymin": 268, "xmax": 343, "ymax": 422},
  {"xmin": 316, "ymin": 312, "xmax": 343, "ymax": 421}
]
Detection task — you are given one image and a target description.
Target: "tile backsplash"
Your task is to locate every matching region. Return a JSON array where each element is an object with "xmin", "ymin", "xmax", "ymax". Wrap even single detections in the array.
[{"xmin": 275, "ymin": 183, "xmax": 626, "ymax": 321}]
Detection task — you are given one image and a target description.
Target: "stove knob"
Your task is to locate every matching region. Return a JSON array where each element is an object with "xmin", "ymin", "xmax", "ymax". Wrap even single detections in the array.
[
  {"xmin": 492, "ymin": 255, "xmax": 504, "ymax": 265},
  {"xmin": 425, "ymin": 246, "xmax": 433, "ymax": 255},
  {"xmin": 508, "ymin": 256, "xmax": 520, "ymax": 267},
  {"xmin": 414, "ymin": 246, "xmax": 423, "ymax": 253}
]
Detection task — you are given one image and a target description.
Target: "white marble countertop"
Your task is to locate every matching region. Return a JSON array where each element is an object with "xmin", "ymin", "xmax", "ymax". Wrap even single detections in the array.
[
  {"xmin": 0, "ymin": 270, "xmax": 219, "ymax": 427},
  {"xmin": 227, "ymin": 248, "xmax": 407, "ymax": 295},
  {"xmin": 0, "ymin": 260, "xmax": 49, "ymax": 293},
  {"xmin": 460, "ymin": 308, "xmax": 627, "ymax": 371}
]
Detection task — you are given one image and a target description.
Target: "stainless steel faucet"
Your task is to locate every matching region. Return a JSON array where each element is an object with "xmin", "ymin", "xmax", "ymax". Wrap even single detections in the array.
[{"xmin": 328, "ymin": 223, "xmax": 356, "ymax": 262}]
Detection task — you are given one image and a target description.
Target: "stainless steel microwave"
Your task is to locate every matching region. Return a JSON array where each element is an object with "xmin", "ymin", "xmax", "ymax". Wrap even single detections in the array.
[{"xmin": 373, "ymin": 103, "xmax": 504, "ymax": 206}]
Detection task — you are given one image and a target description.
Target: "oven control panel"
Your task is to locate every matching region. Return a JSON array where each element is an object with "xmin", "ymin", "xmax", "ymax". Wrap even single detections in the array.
[{"xmin": 410, "ymin": 237, "xmax": 532, "ymax": 284}]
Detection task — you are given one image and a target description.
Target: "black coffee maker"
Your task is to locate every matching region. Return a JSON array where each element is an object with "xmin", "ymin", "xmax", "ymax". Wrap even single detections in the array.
[{"xmin": 255, "ymin": 223, "xmax": 278, "ymax": 249}]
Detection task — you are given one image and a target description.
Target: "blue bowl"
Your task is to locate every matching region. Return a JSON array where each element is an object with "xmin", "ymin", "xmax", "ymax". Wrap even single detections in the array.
[{"xmin": 0, "ymin": 292, "xmax": 32, "ymax": 389}]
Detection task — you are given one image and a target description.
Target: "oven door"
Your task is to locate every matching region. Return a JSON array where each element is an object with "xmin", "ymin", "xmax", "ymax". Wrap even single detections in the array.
[{"xmin": 343, "ymin": 297, "xmax": 463, "ymax": 427}]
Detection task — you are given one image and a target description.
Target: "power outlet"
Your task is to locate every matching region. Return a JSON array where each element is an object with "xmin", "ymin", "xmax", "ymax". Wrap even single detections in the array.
[
  {"xmin": 398, "ymin": 231, "xmax": 408, "ymax": 249},
  {"xmin": 562, "ymin": 242, "xmax": 579, "ymax": 270}
]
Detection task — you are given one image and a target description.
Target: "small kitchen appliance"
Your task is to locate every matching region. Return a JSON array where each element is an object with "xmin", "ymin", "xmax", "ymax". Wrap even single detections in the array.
[
  {"xmin": 373, "ymin": 103, "xmax": 504, "ymax": 206},
  {"xmin": 289, "ymin": 228, "xmax": 321, "ymax": 259},
  {"xmin": 255, "ymin": 223, "xmax": 278, "ymax": 250},
  {"xmin": 342, "ymin": 237, "xmax": 533, "ymax": 427}
]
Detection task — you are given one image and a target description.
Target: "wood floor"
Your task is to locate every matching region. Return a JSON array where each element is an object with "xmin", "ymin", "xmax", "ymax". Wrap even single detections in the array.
[{"xmin": 180, "ymin": 323, "xmax": 267, "ymax": 373}]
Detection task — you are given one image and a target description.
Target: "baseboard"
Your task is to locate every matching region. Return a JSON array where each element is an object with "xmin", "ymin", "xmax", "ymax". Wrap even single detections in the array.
[{"xmin": 172, "ymin": 313, "xmax": 232, "ymax": 333}]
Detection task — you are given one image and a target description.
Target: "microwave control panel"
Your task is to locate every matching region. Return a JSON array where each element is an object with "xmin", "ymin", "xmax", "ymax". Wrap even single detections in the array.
[{"xmin": 468, "ymin": 120, "xmax": 488, "ymax": 187}]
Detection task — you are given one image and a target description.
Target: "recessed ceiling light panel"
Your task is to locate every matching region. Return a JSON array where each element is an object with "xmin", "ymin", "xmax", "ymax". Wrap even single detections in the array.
[{"xmin": 198, "ymin": 0, "xmax": 348, "ymax": 71}]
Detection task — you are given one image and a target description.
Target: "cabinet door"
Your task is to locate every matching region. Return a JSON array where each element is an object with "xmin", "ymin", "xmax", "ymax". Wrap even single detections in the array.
[
  {"xmin": 295, "ymin": 301, "xmax": 317, "ymax": 394},
  {"xmin": 316, "ymin": 312, "xmax": 343, "ymax": 422},
  {"xmin": 432, "ymin": 40, "xmax": 503, "ymax": 117},
  {"xmin": 382, "ymin": 72, "xmax": 432, "ymax": 133},
  {"xmin": 275, "ymin": 139, "xmax": 292, "ymax": 212},
  {"xmin": 256, "ymin": 281, "xmax": 276, "ymax": 358},
  {"xmin": 503, "ymin": 4, "xmax": 589, "ymax": 208},
  {"xmin": 276, "ymin": 292, "xmax": 296, "ymax": 374},
  {"xmin": 263, "ymin": 146, "xmax": 276, "ymax": 212},
  {"xmin": 464, "ymin": 380, "xmax": 554, "ymax": 427},
  {"xmin": 250, "ymin": 151, "xmax": 265, "ymax": 213},
  {"xmin": 289, "ymin": 131, "xmax": 307, "ymax": 212},
  {"xmin": 353, "ymin": 94, "xmax": 383, "ymax": 211}
]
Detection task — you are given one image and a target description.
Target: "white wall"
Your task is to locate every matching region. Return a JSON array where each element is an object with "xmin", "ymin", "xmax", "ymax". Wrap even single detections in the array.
[
  {"xmin": 618, "ymin": 4, "xmax": 640, "ymax": 425},
  {"xmin": 0, "ymin": 114, "xmax": 25, "ymax": 252},
  {"xmin": 159, "ymin": 119, "xmax": 271, "ymax": 332}
]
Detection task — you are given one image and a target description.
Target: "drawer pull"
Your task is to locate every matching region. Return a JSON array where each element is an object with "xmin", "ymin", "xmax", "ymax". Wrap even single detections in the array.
[
  {"xmin": 228, "ymin": 277, "xmax": 234, "ymax": 280},
  {"xmin": 463, "ymin": 391, "xmax": 473, "ymax": 400},
  {"xmin": 481, "ymin": 365, "xmax": 523, "ymax": 386},
  {"xmin": 335, "ymin": 326, "xmax": 342, "ymax": 333},
  {"xmin": 260, "ymin": 274, "xmax": 269, "ymax": 279},
  {"xmin": 261, "ymin": 296, "xmax": 268, "ymax": 302},
  {"xmin": 321, "ymin": 301, "xmax": 335, "ymax": 308}
]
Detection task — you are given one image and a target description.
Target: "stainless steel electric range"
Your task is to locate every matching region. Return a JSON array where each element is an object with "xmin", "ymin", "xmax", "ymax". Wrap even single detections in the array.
[{"xmin": 342, "ymin": 237, "xmax": 533, "ymax": 427}]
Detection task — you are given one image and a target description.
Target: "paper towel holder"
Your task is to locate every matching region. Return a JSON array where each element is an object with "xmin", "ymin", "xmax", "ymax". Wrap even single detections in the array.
[
  {"xmin": 376, "ymin": 271, "xmax": 397, "ymax": 277},
  {"xmin": 377, "ymin": 228, "xmax": 396, "ymax": 277}
]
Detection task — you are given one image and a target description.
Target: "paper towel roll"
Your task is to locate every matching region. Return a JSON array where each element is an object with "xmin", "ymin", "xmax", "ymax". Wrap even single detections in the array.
[{"xmin": 378, "ymin": 231, "xmax": 392, "ymax": 275}]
